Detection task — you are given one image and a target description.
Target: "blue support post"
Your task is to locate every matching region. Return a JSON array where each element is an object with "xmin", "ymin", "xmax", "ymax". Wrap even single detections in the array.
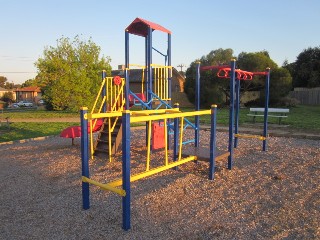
[
  {"xmin": 209, "ymin": 105, "xmax": 217, "ymax": 180},
  {"xmin": 167, "ymin": 34, "xmax": 172, "ymax": 150},
  {"xmin": 234, "ymin": 78, "xmax": 240, "ymax": 148},
  {"xmin": 122, "ymin": 110, "xmax": 131, "ymax": 230},
  {"xmin": 147, "ymin": 26, "xmax": 153, "ymax": 109},
  {"xmin": 167, "ymin": 33, "xmax": 172, "ymax": 106},
  {"xmin": 195, "ymin": 62, "xmax": 200, "ymax": 147},
  {"xmin": 173, "ymin": 103, "xmax": 179, "ymax": 170},
  {"xmin": 145, "ymin": 36, "xmax": 149, "ymax": 102},
  {"xmin": 146, "ymin": 27, "xmax": 153, "ymax": 146},
  {"xmin": 80, "ymin": 107, "xmax": 90, "ymax": 210},
  {"xmin": 125, "ymin": 31, "xmax": 130, "ymax": 110},
  {"xmin": 228, "ymin": 59, "xmax": 236, "ymax": 170},
  {"xmin": 263, "ymin": 68, "xmax": 271, "ymax": 151},
  {"xmin": 102, "ymin": 71, "xmax": 107, "ymax": 113}
]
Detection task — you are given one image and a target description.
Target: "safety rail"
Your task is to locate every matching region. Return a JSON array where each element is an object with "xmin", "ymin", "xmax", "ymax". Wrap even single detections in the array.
[
  {"xmin": 151, "ymin": 64, "xmax": 172, "ymax": 101},
  {"xmin": 90, "ymin": 75, "xmax": 126, "ymax": 158}
]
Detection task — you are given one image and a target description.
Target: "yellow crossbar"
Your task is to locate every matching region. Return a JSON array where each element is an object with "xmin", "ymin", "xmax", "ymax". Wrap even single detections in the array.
[
  {"xmin": 108, "ymin": 156, "xmax": 197, "ymax": 188},
  {"xmin": 88, "ymin": 112, "xmax": 122, "ymax": 120},
  {"xmin": 130, "ymin": 110, "xmax": 211, "ymax": 123},
  {"xmin": 235, "ymin": 134, "xmax": 266, "ymax": 140},
  {"xmin": 82, "ymin": 176, "xmax": 126, "ymax": 196}
]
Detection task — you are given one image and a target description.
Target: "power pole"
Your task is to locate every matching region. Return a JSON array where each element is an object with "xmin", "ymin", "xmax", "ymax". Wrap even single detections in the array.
[{"xmin": 177, "ymin": 64, "xmax": 185, "ymax": 72}]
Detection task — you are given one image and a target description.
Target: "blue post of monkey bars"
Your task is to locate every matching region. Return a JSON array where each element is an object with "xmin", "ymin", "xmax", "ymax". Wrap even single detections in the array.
[
  {"xmin": 263, "ymin": 68, "xmax": 270, "ymax": 151},
  {"xmin": 195, "ymin": 62, "xmax": 201, "ymax": 147},
  {"xmin": 228, "ymin": 59, "xmax": 236, "ymax": 170},
  {"xmin": 209, "ymin": 104, "xmax": 217, "ymax": 180}
]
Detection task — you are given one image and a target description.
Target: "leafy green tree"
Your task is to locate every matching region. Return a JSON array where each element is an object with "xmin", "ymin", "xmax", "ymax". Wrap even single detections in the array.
[
  {"xmin": 184, "ymin": 48, "xmax": 234, "ymax": 107},
  {"xmin": 185, "ymin": 49, "xmax": 292, "ymax": 107},
  {"xmin": 35, "ymin": 36, "xmax": 111, "ymax": 111},
  {"xmin": 287, "ymin": 46, "xmax": 320, "ymax": 88},
  {"xmin": 21, "ymin": 79, "xmax": 37, "ymax": 88}
]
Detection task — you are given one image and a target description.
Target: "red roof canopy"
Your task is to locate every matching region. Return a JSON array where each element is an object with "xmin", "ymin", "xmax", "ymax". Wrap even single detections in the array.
[{"xmin": 126, "ymin": 17, "xmax": 171, "ymax": 37}]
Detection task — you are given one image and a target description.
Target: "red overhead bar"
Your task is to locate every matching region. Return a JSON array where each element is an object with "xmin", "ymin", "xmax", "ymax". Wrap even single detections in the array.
[
  {"xmin": 201, "ymin": 65, "xmax": 268, "ymax": 80},
  {"xmin": 126, "ymin": 17, "xmax": 171, "ymax": 37}
]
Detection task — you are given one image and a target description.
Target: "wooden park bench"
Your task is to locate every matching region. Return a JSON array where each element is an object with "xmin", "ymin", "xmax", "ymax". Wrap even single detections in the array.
[{"xmin": 247, "ymin": 108, "xmax": 289, "ymax": 124}]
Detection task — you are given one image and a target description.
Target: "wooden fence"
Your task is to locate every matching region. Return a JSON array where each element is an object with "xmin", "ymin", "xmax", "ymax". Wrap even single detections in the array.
[{"xmin": 289, "ymin": 88, "xmax": 320, "ymax": 105}]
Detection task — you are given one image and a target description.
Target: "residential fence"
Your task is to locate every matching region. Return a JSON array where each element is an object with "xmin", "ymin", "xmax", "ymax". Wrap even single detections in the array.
[{"xmin": 289, "ymin": 87, "xmax": 320, "ymax": 105}]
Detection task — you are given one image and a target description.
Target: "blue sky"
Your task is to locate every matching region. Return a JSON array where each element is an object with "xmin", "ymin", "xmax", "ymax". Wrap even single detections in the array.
[{"xmin": 1, "ymin": 0, "xmax": 319, "ymax": 84}]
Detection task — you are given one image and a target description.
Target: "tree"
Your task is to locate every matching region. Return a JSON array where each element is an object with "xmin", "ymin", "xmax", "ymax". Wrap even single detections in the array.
[
  {"xmin": 0, "ymin": 76, "xmax": 8, "ymax": 88},
  {"xmin": 237, "ymin": 51, "xmax": 292, "ymax": 105},
  {"xmin": 35, "ymin": 36, "xmax": 111, "ymax": 111},
  {"xmin": 0, "ymin": 91, "xmax": 14, "ymax": 103},
  {"xmin": 288, "ymin": 46, "xmax": 320, "ymax": 88},
  {"xmin": 185, "ymin": 49, "xmax": 292, "ymax": 107},
  {"xmin": 184, "ymin": 48, "xmax": 235, "ymax": 107},
  {"xmin": 21, "ymin": 79, "xmax": 37, "ymax": 88}
]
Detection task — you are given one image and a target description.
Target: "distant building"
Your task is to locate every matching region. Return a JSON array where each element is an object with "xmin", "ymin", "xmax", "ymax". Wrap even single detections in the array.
[
  {"xmin": 0, "ymin": 87, "xmax": 16, "ymax": 101},
  {"xmin": 15, "ymin": 86, "xmax": 42, "ymax": 102}
]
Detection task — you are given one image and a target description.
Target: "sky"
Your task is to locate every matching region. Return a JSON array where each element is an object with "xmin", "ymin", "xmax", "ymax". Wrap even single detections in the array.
[{"xmin": 1, "ymin": 0, "xmax": 320, "ymax": 84}]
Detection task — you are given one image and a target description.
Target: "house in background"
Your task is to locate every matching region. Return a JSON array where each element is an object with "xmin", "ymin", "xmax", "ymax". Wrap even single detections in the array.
[{"xmin": 15, "ymin": 86, "xmax": 42, "ymax": 103}]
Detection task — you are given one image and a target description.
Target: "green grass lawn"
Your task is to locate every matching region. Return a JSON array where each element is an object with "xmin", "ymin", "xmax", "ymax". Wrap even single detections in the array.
[
  {"xmin": 0, "ymin": 122, "xmax": 78, "ymax": 142},
  {"xmin": 1, "ymin": 109, "xmax": 78, "ymax": 119},
  {"xmin": 0, "ymin": 105, "xmax": 319, "ymax": 143}
]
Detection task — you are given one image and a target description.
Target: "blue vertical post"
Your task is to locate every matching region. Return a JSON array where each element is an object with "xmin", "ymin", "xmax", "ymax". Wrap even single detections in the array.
[
  {"xmin": 167, "ymin": 33, "xmax": 172, "ymax": 106},
  {"xmin": 173, "ymin": 103, "xmax": 179, "ymax": 170},
  {"xmin": 122, "ymin": 110, "xmax": 131, "ymax": 230},
  {"xmin": 234, "ymin": 78, "xmax": 240, "ymax": 148},
  {"xmin": 145, "ymin": 36, "xmax": 149, "ymax": 102},
  {"xmin": 195, "ymin": 62, "xmax": 200, "ymax": 147},
  {"xmin": 125, "ymin": 30, "xmax": 130, "ymax": 110},
  {"xmin": 228, "ymin": 59, "xmax": 236, "ymax": 170},
  {"xmin": 147, "ymin": 26, "xmax": 153, "ymax": 109},
  {"xmin": 167, "ymin": 34, "xmax": 172, "ymax": 150},
  {"xmin": 263, "ymin": 68, "xmax": 270, "ymax": 151},
  {"xmin": 80, "ymin": 107, "xmax": 90, "ymax": 210},
  {"xmin": 146, "ymin": 27, "xmax": 153, "ymax": 146},
  {"xmin": 102, "ymin": 71, "xmax": 107, "ymax": 113},
  {"xmin": 209, "ymin": 105, "xmax": 217, "ymax": 180}
]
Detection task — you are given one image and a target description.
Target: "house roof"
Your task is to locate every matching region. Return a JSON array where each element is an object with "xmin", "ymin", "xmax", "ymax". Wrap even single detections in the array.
[
  {"xmin": 126, "ymin": 17, "xmax": 171, "ymax": 37},
  {"xmin": 15, "ymin": 86, "xmax": 41, "ymax": 92}
]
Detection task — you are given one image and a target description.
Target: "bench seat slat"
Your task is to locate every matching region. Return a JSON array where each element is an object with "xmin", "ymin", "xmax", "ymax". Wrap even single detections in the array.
[{"xmin": 247, "ymin": 114, "xmax": 287, "ymax": 118}]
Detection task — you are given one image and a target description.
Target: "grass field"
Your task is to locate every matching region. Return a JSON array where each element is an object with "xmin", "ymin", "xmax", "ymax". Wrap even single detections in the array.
[
  {"xmin": 0, "ymin": 105, "xmax": 319, "ymax": 143},
  {"xmin": 0, "ymin": 122, "xmax": 78, "ymax": 142}
]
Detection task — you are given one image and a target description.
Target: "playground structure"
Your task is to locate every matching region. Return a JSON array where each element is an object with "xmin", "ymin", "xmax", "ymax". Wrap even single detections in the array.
[
  {"xmin": 80, "ymin": 18, "xmax": 271, "ymax": 230},
  {"xmin": 80, "ymin": 18, "xmax": 222, "ymax": 231},
  {"xmin": 198, "ymin": 60, "xmax": 271, "ymax": 170}
]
